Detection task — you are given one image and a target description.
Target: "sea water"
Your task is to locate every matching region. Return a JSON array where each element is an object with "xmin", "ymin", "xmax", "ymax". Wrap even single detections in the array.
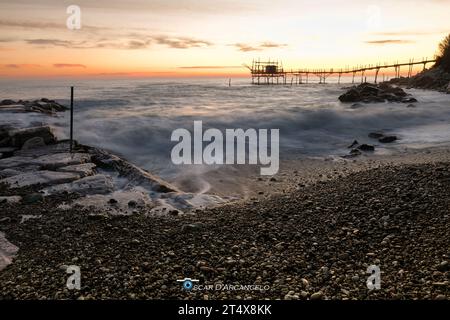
[{"xmin": 1, "ymin": 77, "xmax": 450, "ymax": 182}]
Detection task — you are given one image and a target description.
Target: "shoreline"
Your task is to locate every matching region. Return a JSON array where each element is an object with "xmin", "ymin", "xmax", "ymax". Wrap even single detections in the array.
[
  {"xmin": 0, "ymin": 149, "xmax": 448, "ymax": 299},
  {"xmin": 1, "ymin": 97, "xmax": 449, "ymax": 300}
]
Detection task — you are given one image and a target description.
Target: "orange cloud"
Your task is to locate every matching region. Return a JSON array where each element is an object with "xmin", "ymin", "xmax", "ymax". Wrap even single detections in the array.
[
  {"xmin": 365, "ymin": 39, "xmax": 415, "ymax": 45},
  {"xmin": 2, "ymin": 64, "xmax": 41, "ymax": 68},
  {"xmin": 53, "ymin": 64, "xmax": 87, "ymax": 68}
]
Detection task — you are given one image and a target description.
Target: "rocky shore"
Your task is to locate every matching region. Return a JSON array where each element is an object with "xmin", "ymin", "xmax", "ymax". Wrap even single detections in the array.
[
  {"xmin": 387, "ymin": 65, "xmax": 450, "ymax": 93},
  {"xmin": 339, "ymin": 83, "xmax": 418, "ymax": 104},
  {"xmin": 0, "ymin": 159, "xmax": 448, "ymax": 300},
  {"xmin": 0, "ymin": 98, "xmax": 449, "ymax": 300}
]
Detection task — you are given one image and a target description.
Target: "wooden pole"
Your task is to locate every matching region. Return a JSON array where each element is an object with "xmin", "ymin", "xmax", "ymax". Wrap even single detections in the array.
[{"xmin": 70, "ymin": 86, "xmax": 74, "ymax": 153}]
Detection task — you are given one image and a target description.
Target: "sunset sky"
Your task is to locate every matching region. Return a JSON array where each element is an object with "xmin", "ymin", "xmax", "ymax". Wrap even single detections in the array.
[{"xmin": 0, "ymin": 0, "xmax": 449, "ymax": 78}]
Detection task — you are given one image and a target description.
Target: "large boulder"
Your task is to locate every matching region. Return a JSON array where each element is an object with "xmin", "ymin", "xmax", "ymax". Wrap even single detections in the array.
[
  {"xmin": 338, "ymin": 88, "xmax": 361, "ymax": 102},
  {"xmin": 8, "ymin": 126, "xmax": 57, "ymax": 148},
  {"xmin": 0, "ymin": 99, "xmax": 15, "ymax": 106},
  {"xmin": 339, "ymin": 83, "xmax": 417, "ymax": 103}
]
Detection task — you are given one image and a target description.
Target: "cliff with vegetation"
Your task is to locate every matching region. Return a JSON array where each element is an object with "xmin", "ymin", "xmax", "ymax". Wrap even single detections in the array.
[{"xmin": 388, "ymin": 34, "xmax": 450, "ymax": 93}]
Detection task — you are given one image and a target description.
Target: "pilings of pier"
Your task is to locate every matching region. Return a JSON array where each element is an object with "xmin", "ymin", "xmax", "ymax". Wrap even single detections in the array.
[{"xmin": 248, "ymin": 58, "xmax": 436, "ymax": 85}]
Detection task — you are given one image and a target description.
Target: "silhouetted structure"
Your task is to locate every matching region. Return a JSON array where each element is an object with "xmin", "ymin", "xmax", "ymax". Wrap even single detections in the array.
[{"xmin": 246, "ymin": 58, "xmax": 436, "ymax": 85}]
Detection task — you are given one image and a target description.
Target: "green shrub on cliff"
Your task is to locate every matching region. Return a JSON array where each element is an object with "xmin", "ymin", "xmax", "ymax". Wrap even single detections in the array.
[{"xmin": 435, "ymin": 33, "xmax": 450, "ymax": 72}]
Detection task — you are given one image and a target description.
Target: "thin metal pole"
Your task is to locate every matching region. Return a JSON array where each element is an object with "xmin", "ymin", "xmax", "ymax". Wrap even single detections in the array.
[{"xmin": 70, "ymin": 86, "xmax": 74, "ymax": 153}]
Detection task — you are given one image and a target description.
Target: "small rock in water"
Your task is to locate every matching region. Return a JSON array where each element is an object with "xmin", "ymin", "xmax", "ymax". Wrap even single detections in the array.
[
  {"xmin": 379, "ymin": 136, "xmax": 397, "ymax": 143},
  {"xmin": 348, "ymin": 140, "xmax": 359, "ymax": 149},
  {"xmin": 0, "ymin": 99, "xmax": 15, "ymax": 106},
  {"xmin": 368, "ymin": 132, "xmax": 384, "ymax": 139},
  {"xmin": 358, "ymin": 144, "xmax": 375, "ymax": 152}
]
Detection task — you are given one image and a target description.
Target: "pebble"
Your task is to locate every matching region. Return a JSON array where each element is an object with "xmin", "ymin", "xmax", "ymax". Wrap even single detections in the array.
[{"xmin": 310, "ymin": 292, "xmax": 323, "ymax": 300}]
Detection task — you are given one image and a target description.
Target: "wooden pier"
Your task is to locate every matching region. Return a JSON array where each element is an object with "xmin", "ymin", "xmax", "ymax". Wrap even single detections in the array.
[{"xmin": 246, "ymin": 58, "xmax": 436, "ymax": 85}]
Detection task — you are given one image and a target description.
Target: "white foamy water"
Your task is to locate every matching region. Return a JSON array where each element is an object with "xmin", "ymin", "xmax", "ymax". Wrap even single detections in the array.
[{"xmin": 1, "ymin": 78, "xmax": 450, "ymax": 182}]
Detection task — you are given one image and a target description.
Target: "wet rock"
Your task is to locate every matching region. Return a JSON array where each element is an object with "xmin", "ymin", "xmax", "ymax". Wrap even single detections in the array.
[
  {"xmin": 0, "ymin": 137, "xmax": 11, "ymax": 148},
  {"xmin": 0, "ymin": 147, "xmax": 16, "ymax": 158},
  {"xmin": 339, "ymin": 83, "xmax": 416, "ymax": 103},
  {"xmin": 0, "ymin": 170, "xmax": 80, "ymax": 189},
  {"xmin": 350, "ymin": 103, "xmax": 363, "ymax": 109},
  {"xmin": 379, "ymin": 136, "xmax": 397, "ymax": 143},
  {"xmin": 0, "ymin": 99, "xmax": 15, "ymax": 106},
  {"xmin": 90, "ymin": 148, "xmax": 177, "ymax": 193},
  {"xmin": 348, "ymin": 140, "xmax": 359, "ymax": 148},
  {"xmin": 21, "ymin": 137, "xmax": 46, "ymax": 150},
  {"xmin": 8, "ymin": 126, "xmax": 56, "ymax": 148},
  {"xmin": 42, "ymin": 174, "xmax": 114, "ymax": 196},
  {"xmin": 57, "ymin": 163, "xmax": 96, "ymax": 178},
  {"xmin": 358, "ymin": 144, "xmax": 375, "ymax": 152},
  {"xmin": 368, "ymin": 132, "xmax": 384, "ymax": 139},
  {"xmin": 339, "ymin": 88, "xmax": 361, "ymax": 103},
  {"xmin": 0, "ymin": 99, "xmax": 68, "ymax": 114}
]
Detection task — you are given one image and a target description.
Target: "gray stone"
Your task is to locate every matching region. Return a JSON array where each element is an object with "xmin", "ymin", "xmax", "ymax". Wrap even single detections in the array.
[
  {"xmin": 0, "ymin": 196, "xmax": 22, "ymax": 204},
  {"xmin": 21, "ymin": 137, "xmax": 46, "ymax": 150},
  {"xmin": 310, "ymin": 292, "xmax": 323, "ymax": 300},
  {"xmin": 0, "ymin": 153, "xmax": 90, "ymax": 170},
  {"xmin": 8, "ymin": 126, "xmax": 56, "ymax": 148},
  {"xmin": 0, "ymin": 170, "xmax": 80, "ymax": 188},
  {"xmin": 42, "ymin": 174, "xmax": 114, "ymax": 196},
  {"xmin": 57, "ymin": 163, "xmax": 96, "ymax": 177}
]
